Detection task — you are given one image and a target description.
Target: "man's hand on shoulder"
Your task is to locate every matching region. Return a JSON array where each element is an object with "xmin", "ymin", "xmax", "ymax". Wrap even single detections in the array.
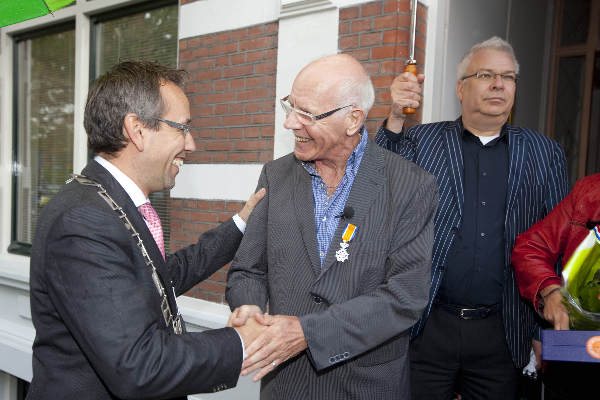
[
  {"xmin": 238, "ymin": 188, "xmax": 266, "ymax": 223},
  {"xmin": 387, "ymin": 72, "xmax": 425, "ymax": 133}
]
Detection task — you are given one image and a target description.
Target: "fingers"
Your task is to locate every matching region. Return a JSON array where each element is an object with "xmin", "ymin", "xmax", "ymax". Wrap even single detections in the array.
[
  {"xmin": 228, "ymin": 305, "xmax": 263, "ymax": 327},
  {"xmin": 238, "ymin": 188, "xmax": 266, "ymax": 222}
]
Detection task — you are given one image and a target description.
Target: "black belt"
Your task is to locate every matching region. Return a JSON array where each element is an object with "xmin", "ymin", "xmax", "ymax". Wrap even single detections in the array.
[{"xmin": 434, "ymin": 300, "xmax": 499, "ymax": 320}]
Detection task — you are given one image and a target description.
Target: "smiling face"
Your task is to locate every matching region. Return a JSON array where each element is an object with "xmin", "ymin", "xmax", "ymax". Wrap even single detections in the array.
[
  {"xmin": 141, "ymin": 81, "xmax": 195, "ymax": 194},
  {"xmin": 283, "ymin": 55, "xmax": 365, "ymax": 164},
  {"xmin": 457, "ymin": 49, "xmax": 516, "ymax": 130}
]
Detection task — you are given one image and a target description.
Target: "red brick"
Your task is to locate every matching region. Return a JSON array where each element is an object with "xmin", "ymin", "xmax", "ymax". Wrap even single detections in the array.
[
  {"xmin": 371, "ymin": 75, "xmax": 394, "ymax": 88},
  {"xmin": 372, "ymin": 45, "xmax": 398, "ymax": 59},
  {"xmin": 252, "ymin": 113, "xmax": 274, "ymax": 124},
  {"xmin": 230, "ymin": 78, "xmax": 245, "ymax": 90},
  {"xmin": 205, "ymin": 140, "xmax": 234, "ymax": 151},
  {"xmin": 381, "ymin": 60, "xmax": 405, "ymax": 73},
  {"xmin": 362, "ymin": 61, "xmax": 381, "ymax": 74},
  {"xmin": 360, "ymin": 32, "xmax": 382, "ymax": 47},
  {"xmin": 212, "ymin": 152, "xmax": 228, "ymax": 163},
  {"xmin": 340, "ymin": 35, "xmax": 359, "ymax": 50},
  {"xmin": 239, "ymin": 36, "xmax": 272, "ymax": 51},
  {"xmin": 215, "ymin": 55, "xmax": 229, "ymax": 66},
  {"xmin": 242, "ymin": 153, "xmax": 259, "ymax": 162},
  {"xmin": 254, "ymin": 61, "xmax": 277, "ymax": 74},
  {"xmin": 361, "ymin": 2, "xmax": 383, "ymax": 17},
  {"xmin": 247, "ymin": 25, "xmax": 263, "ymax": 37},
  {"xmin": 211, "ymin": 201, "xmax": 226, "ymax": 210},
  {"xmin": 237, "ymin": 88, "xmax": 271, "ymax": 101},
  {"xmin": 226, "ymin": 202, "xmax": 242, "ymax": 212},
  {"xmin": 265, "ymin": 22, "xmax": 278, "ymax": 34},
  {"xmin": 229, "ymin": 128, "xmax": 243, "ymax": 139},
  {"xmin": 236, "ymin": 140, "xmax": 270, "ymax": 151},
  {"xmin": 208, "ymin": 42, "xmax": 238, "ymax": 56},
  {"xmin": 339, "ymin": 21, "xmax": 350, "ymax": 35},
  {"xmin": 340, "ymin": 7, "xmax": 359, "ymax": 20},
  {"xmin": 383, "ymin": 29, "xmax": 409, "ymax": 44},
  {"xmin": 417, "ymin": 3, "xmax": 427, "ymax": 19},
  {"xmin": 195, "ymin": 128, "xmax": 213, "ymax": 138},
  {"xmin": 261, "ymin": 126, "xmax": 275, "ymax": 137},
  {"xmin": 259, "ymin": 151, "xmax": 274, "ymax": 162},
  {"xmin": 214, "ymin": 128, "xmax": 228, "ymax": 139},
  {"xmin": 244, "ymin": 127, "xmax": 261, "ymax": 138},
  {"xmin": 188, "ymin": 37, "xmax": 202, "ymax": 48},
  {"xmin": 180, "ymin": 49, "xmax": 194, "ymax": 61},
  {"xmin": 245, "ymin": 76, "xmax": 262, "ymax": 88},
  {"xmin": 215, "ymin": 104, "xmax": 229, "ymax": 115},
  {"xmin": 246, "ymin": 50, "xmax": 264, "ymax": 63},
  {"xmin": 222, "ymin": 114, "xmax": 252, "ymax": 125},
  {"xmin": 193, "ymin": 47, "xmax": 208, "ymax": 58},
  {"xmin": 219, "ymin": 212, "xmax": 235, "ymax": 222},
  {"xmin": 222, "ymin": 64, "xmax": 254, "ymax": 78},
  {"xmin": 199, "ymin": 281, "xmax": 226, "ymax": 293},
  {"xmin": 230, "ymin": 103, "xmax": 244, "ymax": 114},
  {"xmin": 227, "ymin": 153, "xmax": 244, "ymax": 162},
  {"xmin": 368, "ymin": 104, "xmax": 391, "ymax": 118},
  {"xmin": 179, "ymin": 40, "xmax": 188, "ymax": 50},
  {"xmin": 171, "ymin": 209, "xmax": 191, "ymax": 220},
  {"xmin": 171, "ymin": 199, "xmax": 183, "ymax": 208},
  {"xmin": 346, "ymin": 48, "xmax": 371, "ymax": 61},
  {"xmin": 231, "ymin": 53, "xmax": 245, "ymax": 65},
  {"xmin": 384, "ymin": 0, "xmax": 410, "ymax": 13},
  {"xmin": 205, "ymin": 92, "xmax": 236, "ymax": 103},
  {"xmin": 216, "ymin": 31, "xmax": 231, "ymax": 42},
  {"xmin": 263, "ymin": 48, "xmax": 277, "ymax": 61},
  {"xmin": 351, "ymin": 19, "xmax": 372, "ymax": 33},
  {"xmin": 194, "ymin": 69, "xmax": 221, "ymax": 81},
  {"xmin": 190, "ymin": 212, "xmax": 219, "ymax": 223},
  {"xmin": 231, "ymin": 28, "xmax": 247, "ymax": 41}
]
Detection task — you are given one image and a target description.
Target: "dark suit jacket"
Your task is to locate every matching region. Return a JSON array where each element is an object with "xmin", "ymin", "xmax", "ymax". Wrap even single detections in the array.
[
  {"xmin": 28, "ymin": 160, "xmax": 243, "ymax": 400},
  {"xmin": 375, "ymin": 118, "xmax": 569, "ymax": 368},
  {"xmin": 226, "ymin": 139, "xmax": 438, "ymax": 399}
]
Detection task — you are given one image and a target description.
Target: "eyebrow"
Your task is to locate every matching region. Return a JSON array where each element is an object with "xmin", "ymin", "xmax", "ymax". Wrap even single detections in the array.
[
  {"xmin": 479, "ymin": 68, "xmax": 517, "ymax": 74},
  {"xmin": 289, "ymin": 95, "xmax": 315, "ymax": 114}
]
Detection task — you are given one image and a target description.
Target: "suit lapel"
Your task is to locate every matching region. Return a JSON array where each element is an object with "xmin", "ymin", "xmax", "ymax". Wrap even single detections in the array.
[
  {"xmin": 293, "ymin": 160, "xmax": 322, "ymax": 277},
  {"xmin": 82, "ymin": 161, "xmax": 174, "ymax": 288},
  {"xmin": 505, "ymin": 126, "xmax": 527, "ymax": 225},
  {"xmin": 443, "ymin": 119, "xmax": 465, "ymax": 218},
  {"xmin": 320, "ymin": 140, "xmax": 384, "ymax": 275}
]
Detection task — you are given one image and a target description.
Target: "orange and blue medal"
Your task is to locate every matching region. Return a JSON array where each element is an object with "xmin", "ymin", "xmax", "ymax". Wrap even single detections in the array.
[{"xmin": 336, "ymin": 223, "xmax": 357, "ymax": 262}]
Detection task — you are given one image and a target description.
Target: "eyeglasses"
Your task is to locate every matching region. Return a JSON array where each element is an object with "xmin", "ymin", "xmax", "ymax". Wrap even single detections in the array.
[
  {"xmin": 280, "ymin": 95, "xmax": 353, "ymax": 125},
  {"xmin": 461, "ymin": 70, "xmax": 518, "ymax": 84},
  {"xmin": 154, "ymin": 117, "xmax": 192, "ymax": 137}
]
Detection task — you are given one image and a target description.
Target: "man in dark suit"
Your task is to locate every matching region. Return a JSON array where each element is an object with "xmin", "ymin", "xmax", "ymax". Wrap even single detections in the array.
[
  {"xmin": 375, "ymin": 36, "xmax": 569, "ymax": 399},
  {"xmin": 28, "ymin": 61, "xmax": 265, "ymax": 400},
  {"xmin": 225, "ymin": 54, "xmax": 438, "ymax": 399}
]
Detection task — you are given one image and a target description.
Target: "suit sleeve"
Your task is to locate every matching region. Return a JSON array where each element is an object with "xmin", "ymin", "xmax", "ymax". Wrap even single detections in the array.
[
  {"xmin": 226, "ymin": 165, "xmax": 270, "ymax": 311},
  {"xmin": 44, "ymin": 206, "xmax": 243, "ymax": 398},
  {"xmin": 374, "ymin": 120, "xmax": 417, "ymax": 161},
  {"xmin": 168, "ymin": 218, "xmax": 243, "ymax": 296},
  {"xmin": 299, "ymin": 173, "xmax": 438, "ymax": 371}
]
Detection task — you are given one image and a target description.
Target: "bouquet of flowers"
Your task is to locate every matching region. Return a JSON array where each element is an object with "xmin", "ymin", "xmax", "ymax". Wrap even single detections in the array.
[{"xmin": 561, "ymin": 225, "xmax": 600, "ymax": 330}]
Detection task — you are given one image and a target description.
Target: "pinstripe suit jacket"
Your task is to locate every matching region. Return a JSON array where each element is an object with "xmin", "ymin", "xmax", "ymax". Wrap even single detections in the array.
[
  {"xmin": 226, "ymin": 139, "xmax": 438, "ymax": 399},
  {"xmin": 375, "ymin": 118, "xmax": 569, "ymax": 368}
]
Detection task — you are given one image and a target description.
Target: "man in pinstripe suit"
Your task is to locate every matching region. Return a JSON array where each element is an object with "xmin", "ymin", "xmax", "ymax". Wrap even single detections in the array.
[
  {"xmin": 376, "ymin": 37, "xmax": 569, "ymax": 399},
  {"xmin": 226, "ymin": 54, "xmax": 439, "ymax": 399}
]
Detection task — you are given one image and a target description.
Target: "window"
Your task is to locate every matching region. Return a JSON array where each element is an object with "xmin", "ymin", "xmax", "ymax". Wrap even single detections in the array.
[
  {"xmin": 91, "ymin": 0, "xmax": 178, "ymax": 253},
  {"xmin": 10, "ymin": 23, "xmax": 76, "ymax": 255}
]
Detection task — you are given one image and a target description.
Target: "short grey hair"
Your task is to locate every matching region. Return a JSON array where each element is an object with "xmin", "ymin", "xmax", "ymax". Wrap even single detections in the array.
[
  {"xmin": 336, "ymin": 74, "xmax": 375, "ymax": 115},
  {"xmin": 456, "ymin": 36, "xmax": 520, "ymax": 81}
]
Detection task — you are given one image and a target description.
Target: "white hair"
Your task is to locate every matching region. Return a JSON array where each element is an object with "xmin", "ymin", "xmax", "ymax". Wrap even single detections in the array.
[
  {"xmin": 456, "ymin": 36, "xmax": 520, "ymax": 81},
  {"xmin": 336, "ymin": 74, "xmax": 375, "ymax": 115}
]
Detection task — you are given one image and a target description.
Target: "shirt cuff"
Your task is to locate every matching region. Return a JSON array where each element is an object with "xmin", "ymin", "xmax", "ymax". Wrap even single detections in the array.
[
  {"xmin": 234, "ymin": 329, "xmax": 246, "ymax": 360},
  {"xmin": 232, "ymin": 214, "xmax": 246, "ymax": 233},
  {"xmin": 380, "ymin": 119, "xmax": 406, "ymax": 142}
]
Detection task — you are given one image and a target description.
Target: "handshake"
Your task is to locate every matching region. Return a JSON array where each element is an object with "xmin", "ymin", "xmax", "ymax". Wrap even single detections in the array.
[{"xmin": 228, "ymin": 305, "xmax": 308, "ymax": 381}]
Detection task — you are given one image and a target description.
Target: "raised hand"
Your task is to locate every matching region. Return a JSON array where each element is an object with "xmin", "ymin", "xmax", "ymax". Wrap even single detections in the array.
[{"xmin": 387, "ymin": 71, "xmax": 425, "ymax": 133}]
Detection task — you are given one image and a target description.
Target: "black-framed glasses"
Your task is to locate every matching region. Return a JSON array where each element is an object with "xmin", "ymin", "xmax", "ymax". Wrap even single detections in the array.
[
  {"xmin": 280, "ymin": 95, "xmax": 353, "ymax": 125},
  {"xmin": 461, "ymin": 70, "xmax": 518, "ymax": 84},
  {"xmin": 154, "ymin": 117, "xmax": 192, "ymax": 137}
]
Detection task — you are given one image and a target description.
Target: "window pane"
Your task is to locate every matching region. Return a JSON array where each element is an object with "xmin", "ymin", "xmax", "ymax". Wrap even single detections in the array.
[
  {"xmin": 587, "ymin": 51, "xmax": 600, "ymax": 174},
  {"xmin": 93, "ymin": 4, "xmax": 178, "ymax": 253},
  {"xmin": 553, "ymin": 56, "xmax": 586, "ymax": 185},
  {"xmin": 14, "ymin": 28, "xmax": 75, "ymax": 245},
  {"xmin": 560, "ymin": 0, "xmax": 590, "ymax": 46}
]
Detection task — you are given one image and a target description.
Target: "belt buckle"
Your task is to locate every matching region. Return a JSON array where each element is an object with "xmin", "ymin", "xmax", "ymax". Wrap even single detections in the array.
[{"xmin": 459, "ymin": 307, "xmax": 475, "ymax": 320}]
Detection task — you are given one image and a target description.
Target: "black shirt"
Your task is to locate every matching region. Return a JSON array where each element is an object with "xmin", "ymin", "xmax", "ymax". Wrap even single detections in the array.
[{"xmin": 436, "ymin": 126, "xmax": 509, "ymax": 307}]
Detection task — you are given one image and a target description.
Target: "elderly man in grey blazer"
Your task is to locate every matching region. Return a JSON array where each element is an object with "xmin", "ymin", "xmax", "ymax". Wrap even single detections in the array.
[{"xmin": 226, "ymin": 54, "xmax": 438, "ymax": 399}]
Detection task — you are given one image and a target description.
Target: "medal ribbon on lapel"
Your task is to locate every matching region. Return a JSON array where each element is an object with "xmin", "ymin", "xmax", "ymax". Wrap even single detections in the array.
[{"xmin": 336, "ymin": 223, "xmax": 357, "ymax": 262}]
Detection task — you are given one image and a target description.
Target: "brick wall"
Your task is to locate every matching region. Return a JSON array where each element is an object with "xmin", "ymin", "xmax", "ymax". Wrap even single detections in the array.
[
  {"xmin": 169, "ymin": 198, "xmax": 243, "ymax": 303},
  {"xmin": 175, "ymin": 21, "xmax": 278, "ymax": 302},
  {"xmin": 178, "ymin": 23, "xmax": 277, "ymax": 164},
  {"xmin": 339, "ymin": 0, "xmax": 427, "ymax": 133}
]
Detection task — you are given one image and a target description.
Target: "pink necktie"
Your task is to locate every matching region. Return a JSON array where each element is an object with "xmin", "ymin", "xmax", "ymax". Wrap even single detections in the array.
[{"xmin": 138, "ymin": 202, "xmax": 166, "ymax": 260}]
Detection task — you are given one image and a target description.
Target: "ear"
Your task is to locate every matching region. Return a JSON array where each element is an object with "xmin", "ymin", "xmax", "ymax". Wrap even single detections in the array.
[
  {"xmin": 123, "ymin": 113, "xmax": 145, "ymax": 152},
  {"xmin": 456, "ymin": 80, "xmax": 464, "ymax": 103},
  {"xmin": 345, "ymin": 109, "xmax": 365, "ymax": 136}
]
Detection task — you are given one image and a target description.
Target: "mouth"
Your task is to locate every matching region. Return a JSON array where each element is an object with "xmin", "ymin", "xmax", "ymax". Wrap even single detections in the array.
[
  {"xmin": 485, "ymin": 97, "xmax": 505, "ymax": 102},
  {"xmin": 172, "ymin": 158, "xmax": 184, "ymax": 168},
  {"xmin": 295, "ymin": 136, "xmax": 310, "ymax": 143}
]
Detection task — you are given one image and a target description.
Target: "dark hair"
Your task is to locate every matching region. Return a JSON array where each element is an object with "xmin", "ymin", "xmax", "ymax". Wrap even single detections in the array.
[{"xmin": 84, "ymin": 60, "xmax": 187, "ymax": 155}]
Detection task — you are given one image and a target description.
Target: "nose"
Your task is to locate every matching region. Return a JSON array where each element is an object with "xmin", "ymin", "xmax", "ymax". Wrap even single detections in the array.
[
  {"xmin": 184, "ymin": 131, "xmax": 196, "ymax": 152},
  {"xmin": 491, "ymin": 74, "xmax": 505, "ymax": 90},
  {"xmin": 283, "ymin": 111, "xmax": 302, "ymax": 130}
]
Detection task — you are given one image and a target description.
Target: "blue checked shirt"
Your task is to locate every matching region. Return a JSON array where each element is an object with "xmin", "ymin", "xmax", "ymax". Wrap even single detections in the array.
[{"xmin": 301, "ymin": 129, "xmax": 368, "ymax": 266}]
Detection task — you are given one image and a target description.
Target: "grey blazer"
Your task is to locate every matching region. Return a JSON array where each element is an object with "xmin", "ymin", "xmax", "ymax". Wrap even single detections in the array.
[{"xmin": 226, "ymin": 139, "xmax": 438, "ymax": 400}]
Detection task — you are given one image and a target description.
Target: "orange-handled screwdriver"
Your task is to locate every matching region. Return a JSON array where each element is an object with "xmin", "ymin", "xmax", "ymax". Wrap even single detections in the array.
[{"xmin": 403, "ymin": 0, "xmax": 418, "ymax": 115}]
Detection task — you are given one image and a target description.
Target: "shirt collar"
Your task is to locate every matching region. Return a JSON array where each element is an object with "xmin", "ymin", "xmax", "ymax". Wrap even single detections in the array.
[{"xmin": 94, "ymin": 155, "xmax": 149, "ymax": 207}]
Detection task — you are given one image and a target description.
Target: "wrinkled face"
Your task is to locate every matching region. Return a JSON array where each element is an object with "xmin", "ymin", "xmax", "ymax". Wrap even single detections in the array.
[
  {"xmin": 143, "ymin": 82, "xmax": 195, "ymax": 193},
  {"xmin": 283, "ymin": 77, "xmax": 347, "ymax": 162},
  {"xmin": 457, "ymin": 49, "xmax": 517, "ymax": 123}
]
